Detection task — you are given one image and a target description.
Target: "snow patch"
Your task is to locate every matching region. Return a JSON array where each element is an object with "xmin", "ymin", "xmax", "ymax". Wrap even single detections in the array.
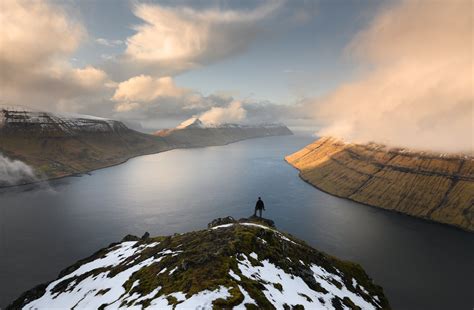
[
  {"xmin": 229, "ymin": 269, "xmax": 241, "ymax": 281},
  {"xmin": 22, "ymin": 241, "xmax": 187, "ymax": 310},
  {"xmin": 236, "ymin": 254, "xmax": 377, "ymax": 310},
  {"xmin": 235, "ymin": 285, "xmax": 257, "ymax": 309},
  {"xmin": 211, "ymin": 223, "xmax": 235, "ymax": 230}
]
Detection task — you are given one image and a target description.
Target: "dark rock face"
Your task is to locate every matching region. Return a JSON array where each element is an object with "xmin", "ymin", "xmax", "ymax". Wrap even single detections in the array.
[
  {"xmin": 207, "ymin": 216, "xmax": 237, "ymax": 228},
  {"xmin": 10, "ymin": 217, "xmax": 390, "ymax": 309},
  {"xmin": 141, "ymin": 232, "xmax": 150, "ymax": 240}
]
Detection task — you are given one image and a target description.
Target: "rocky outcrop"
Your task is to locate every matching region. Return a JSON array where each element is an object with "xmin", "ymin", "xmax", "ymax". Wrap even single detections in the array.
[
  {"xmin": 285, "ymin": 137, "xmax": 474, "ymax": 232},
  {"xmin": 9, "ymin": 217, "xmax": 389, "ymax": 309}
]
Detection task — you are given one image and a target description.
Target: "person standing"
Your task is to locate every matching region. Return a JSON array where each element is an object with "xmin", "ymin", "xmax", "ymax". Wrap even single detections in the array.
[{"xmin": 254, "ymin": 197, "xmax": 265, "ymax": 218}]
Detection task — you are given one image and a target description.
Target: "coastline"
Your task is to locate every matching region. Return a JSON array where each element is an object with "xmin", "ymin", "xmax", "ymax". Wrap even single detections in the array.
[
  {"xmin": 285, "ymin": 158, "xmax": 473, "ymax": 233},
  {"xmin": 1, "ymin": 132, "xmax": 292, "ymax": 190}
]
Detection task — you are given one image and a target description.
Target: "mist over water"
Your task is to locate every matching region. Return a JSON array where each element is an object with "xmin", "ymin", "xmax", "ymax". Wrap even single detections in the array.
[{"xmin": 0, "ymin": 134, "xmax": 473, "ymax": 309}]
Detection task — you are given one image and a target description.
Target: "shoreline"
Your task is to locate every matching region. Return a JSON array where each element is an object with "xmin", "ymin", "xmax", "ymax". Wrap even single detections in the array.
[
  {"xmin": 1, "ymin": 133, "xmax": 292, "ymax": 190},
  {"xmin": 284, "ymin": 158, "xmax": 473, "ymax": 234}
]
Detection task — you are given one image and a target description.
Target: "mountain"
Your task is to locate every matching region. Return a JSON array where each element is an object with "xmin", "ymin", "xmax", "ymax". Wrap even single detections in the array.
[
  {"xmin": 9, "ymin": 216, "xmax": 389, "ymax": 309},
  {"xmin": 285, "ymin": 137, "xmax": 474, "ymax": 232},
  {"xmin": 176, "ymin": 117, "xmax": 205, "ymax": 129},
  {"xmin": 0, "ymin": 108, "xmax": 292, "ymax": 186},
  {"xmin": 0, "ymin": 107, "xmax": 169, "ymax": 185},
  {"xmin": 155, "ymin": 118, "xmax": 293, "ymax": 148}
]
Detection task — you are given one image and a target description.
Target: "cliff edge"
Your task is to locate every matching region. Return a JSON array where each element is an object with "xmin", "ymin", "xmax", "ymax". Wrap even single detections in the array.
[{"xmin": 285, "ymin": 137, "xmax": 473, "ymax": 232}]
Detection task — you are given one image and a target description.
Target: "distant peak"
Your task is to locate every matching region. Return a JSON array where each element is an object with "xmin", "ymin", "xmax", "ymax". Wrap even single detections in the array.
[{"xmin": 176, "ymin": 117, "xmax": 204, "ymax": 129}]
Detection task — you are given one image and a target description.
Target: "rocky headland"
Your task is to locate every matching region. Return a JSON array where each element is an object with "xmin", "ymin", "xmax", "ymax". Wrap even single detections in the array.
[{"xmin": 285, "ymin": 137, "xmax": 473, "ymax": 231}]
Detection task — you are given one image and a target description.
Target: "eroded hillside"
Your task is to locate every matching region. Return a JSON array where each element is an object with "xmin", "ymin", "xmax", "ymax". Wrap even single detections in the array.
[{"xmin": 286, "ymin": 137, "xmax": 473, "ymax": 231}]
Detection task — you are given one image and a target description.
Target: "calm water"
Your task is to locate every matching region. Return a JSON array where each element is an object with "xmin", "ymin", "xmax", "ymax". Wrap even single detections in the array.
[{"xmin": 1, "ymin": 134, "xmax": 473, "ymax": 309}]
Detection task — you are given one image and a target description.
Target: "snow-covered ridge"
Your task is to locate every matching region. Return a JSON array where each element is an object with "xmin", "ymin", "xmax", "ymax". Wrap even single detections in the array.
[
  {"xmin": 0, "ymin": 107, "xmax": 125, "ymax": 134},
  {"xmin": 12, "ymin": 218, "xmax": 389, "ymax": 309}
]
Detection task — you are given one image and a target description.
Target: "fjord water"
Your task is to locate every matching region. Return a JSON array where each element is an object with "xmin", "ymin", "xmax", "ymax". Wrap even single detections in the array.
[{"xmin": 0, "ymin": 134, "xmax": 473, "ymax": 309}]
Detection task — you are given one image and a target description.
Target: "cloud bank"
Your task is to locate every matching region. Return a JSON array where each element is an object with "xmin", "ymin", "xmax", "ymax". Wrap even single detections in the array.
[
  {"xmin": 121, "ymin": 1, "xmax": 283, "ymax": 76},
  {"xmin": 314, "ymin": 0, "xmax": 473, "ymax": 153},
  {"xmin": 199, "ymin": 101, "xmax": 247, "ymax": 125},
  {"xmin": 0, "ymin": 153, "xmax": 36, "ymax": 185},
  {"xmin": 0, "ymin": 0, "xmax": 111, "ymax": 112}
]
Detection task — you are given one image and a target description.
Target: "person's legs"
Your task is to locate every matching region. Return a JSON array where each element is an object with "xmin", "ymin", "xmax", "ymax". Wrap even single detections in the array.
[{"xmin": 259, "ymin": 209, "xmax": 262, "ymax": 218}]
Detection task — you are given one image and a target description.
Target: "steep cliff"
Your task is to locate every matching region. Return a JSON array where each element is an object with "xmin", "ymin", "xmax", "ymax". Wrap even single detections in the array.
[
  {"xmin": 285, "ymin": 137, "xmax": 473, "ymax": 231},
  {"xmin": 9, "ymin": 217, "xmax": 389, "ymax": 309}
]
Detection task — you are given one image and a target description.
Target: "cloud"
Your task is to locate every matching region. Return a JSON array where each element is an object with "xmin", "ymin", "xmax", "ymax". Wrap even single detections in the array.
[
  {"xmin": 114, "ymin": 102, "xmax": 141, "ymax": 112},
  {"xmin": 313, "ymin": 0, "xmax": 473, "ymax": 153},
  {"xmin": 0, "ymin": 0, "xmax": 111, "ymax": 111},
  {"xmin": 95, "ymin": 38, "xmax": 123, "ymax": 47},
  {"xmin": 120, "ymin": 1, "xmax": 283, "ymax": 76},
  {"xmin": 112, "ymin": 75, "xmax": 186, "ymax": 104},
  {"xmin": 0, "ymin": 153, "xmax": 37, "ymax": 186},
  {"xmin": 199, "ymin": 101, "xmax": 247, "ymax": 125},
  {"xmin": 0, "ymin": 0, "xmax": 83, "ymax": 67}
]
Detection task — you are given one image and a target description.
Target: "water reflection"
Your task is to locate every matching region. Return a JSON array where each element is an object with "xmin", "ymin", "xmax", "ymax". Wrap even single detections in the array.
[{"xmin": 0, "ymin": 134, "xmax": 473, "ymax": 309}]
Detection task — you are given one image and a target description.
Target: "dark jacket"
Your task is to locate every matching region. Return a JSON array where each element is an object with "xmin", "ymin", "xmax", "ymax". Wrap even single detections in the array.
[{"xmin": 255, "ymin": 199, "xmax": 265, "ymax": 210}]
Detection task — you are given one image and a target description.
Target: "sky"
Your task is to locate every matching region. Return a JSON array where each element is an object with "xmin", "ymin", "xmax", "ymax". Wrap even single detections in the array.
[
  {"xmin": 0, "ymin": 0, "xmax": 472, "ymax": 153},
  {"xmin": 71, "ymin": 0, "xmax": 380, "ymax": 103}
]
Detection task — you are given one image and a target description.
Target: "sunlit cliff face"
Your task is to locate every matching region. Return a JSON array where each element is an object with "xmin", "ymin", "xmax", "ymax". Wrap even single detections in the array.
[{"xmin": 313, "ymin": 0, "xmax": 473, "ymax": 154}]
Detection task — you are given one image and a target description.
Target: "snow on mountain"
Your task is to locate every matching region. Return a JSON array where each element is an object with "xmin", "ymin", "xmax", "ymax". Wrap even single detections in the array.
[
  {"xmin": 176, "ymin": 117, "xmax": 205, "ymax": 129},
  {"xmin": 12, "ymin": 217, "xmax": 389, "ymax": 309},
  {"xmin": 175, "ymin": 117, "xmax": 287, "ymax": 130},
  {"xmin": 0, "ymin": 107, "xmax": 125, "ymax": 134}
]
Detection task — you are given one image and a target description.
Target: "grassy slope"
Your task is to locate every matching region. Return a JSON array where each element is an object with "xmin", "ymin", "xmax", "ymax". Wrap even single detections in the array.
[
  {"xmin": 285, "ymin": 137, "xmax": 474, "ymax": 232},
  {"xmin": 0, "ymin": 128, "xmax": 170, "ymax": 183},
  {"xmin": 9, "ymin": 217, "xmax": 390, "ymax": 309}
]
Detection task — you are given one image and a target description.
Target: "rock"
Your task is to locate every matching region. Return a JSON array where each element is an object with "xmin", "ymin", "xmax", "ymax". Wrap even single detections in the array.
[
  {"xmin": 121, "ymin": 234, "xmax": 140, "ymax": 242},
  {"xmin": 207, "ymin": 216, "xmax": 237, "ymax": 228}
]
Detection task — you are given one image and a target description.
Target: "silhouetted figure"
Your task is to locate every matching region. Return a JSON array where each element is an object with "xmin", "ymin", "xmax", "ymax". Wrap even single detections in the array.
[{"xmin": 254, "ymin": 197, "xmax": 265, "ymax": 218}]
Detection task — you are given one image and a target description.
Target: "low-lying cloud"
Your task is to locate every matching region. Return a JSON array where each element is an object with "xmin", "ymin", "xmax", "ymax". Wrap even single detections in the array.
[
  {"xmin": 0, "ymin": 154, "xmax": 37, "ymax": 186},
  {"xmin": 199, "ymin": 101, "xmax": 247, "ymax": 125},
  {"xmin": 112, "ymin": 75, "xmax": 185, "ymax": 104},
  {"xmin": 313, "ymin": 0, "xmax": 473, "ymax": 153}
]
